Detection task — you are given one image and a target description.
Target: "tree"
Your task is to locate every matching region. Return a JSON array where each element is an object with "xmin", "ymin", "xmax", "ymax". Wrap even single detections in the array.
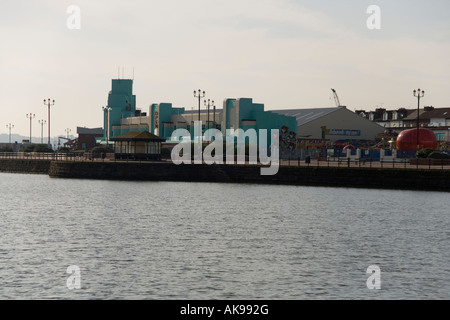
[
  {"xmin": 0, "ymin": 146, "xmax": 13, "ymax": 152},
  {"xmin": 33, "ymin": 144, "xmax": 54, "ymax": 153},
  {"xmin": 56, "ymin": 147, "xmax": 71, "ymax": 153},
  {"xmin": 416, "ymin": 148, "xmax": 435, "ymax": 159},
  {"xmin": 90, "ymin": 146, "xmax": 114, "ymax": 154}
]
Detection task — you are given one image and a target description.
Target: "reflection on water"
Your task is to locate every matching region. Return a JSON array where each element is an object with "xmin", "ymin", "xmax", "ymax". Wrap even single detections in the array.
[{"xmin": 0, "ymin": 173, "xmax": 448, "ymax": 299}]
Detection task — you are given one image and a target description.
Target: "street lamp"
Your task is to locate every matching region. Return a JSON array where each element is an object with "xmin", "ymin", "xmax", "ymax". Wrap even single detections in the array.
[
  {"xmin": 44, "ymin": 98, "xmax": 55, "ymax": 148},
  {"xmin": 6, "ymin": 123, "xmax": 14, "ymax": 144},
  {"xmin": 204, "ymin": 99, "xmax": 214, "ymax": 130},
  {"xmin": 103, "ymin": 106, "xmax": 112, "ymax": 146},
  {"xmin": 212, "ymin": 100, "xmax": 216, "ymax": 129},
  {"xmin": 38, "ymin": 120, "xmax": 46, "ymax": 144},
  {"xmin": 413, "ymin": 88, "xmax": 425, "ymax": 150},
  {"xmin": 65, "ymin": 128, "xmax": 72, "ymax": 139},
  {"xmin": 26, "ymin": 113, "xmax": 35, "ymax": 144},
  {"xmin": 193, "ymin": 89, "xmax": 206, "ymax": 122}
]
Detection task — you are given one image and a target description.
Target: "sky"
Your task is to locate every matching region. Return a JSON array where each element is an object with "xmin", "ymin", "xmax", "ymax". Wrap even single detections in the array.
[{"xmin": 0, "ymin": 0, "xmax": 449, "ymax": 138}]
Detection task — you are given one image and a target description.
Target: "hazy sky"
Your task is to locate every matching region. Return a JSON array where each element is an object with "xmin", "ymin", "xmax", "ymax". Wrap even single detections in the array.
[{"xmin": 1, "ymin": 0, "xmax": 449, "ymax": 137}]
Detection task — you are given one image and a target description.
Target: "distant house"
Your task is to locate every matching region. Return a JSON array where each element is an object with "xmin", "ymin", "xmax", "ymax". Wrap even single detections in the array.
[
  {"xmin": 75, "ymin": 127, "xmax": 104, "ymax": 151},
  {"xmin": 110, "ymin": 130, "xmax": 166, "ymax": 160},
  {"xmin": 357, "ymin": 106, "xmax": 450, "ymax": 143}
]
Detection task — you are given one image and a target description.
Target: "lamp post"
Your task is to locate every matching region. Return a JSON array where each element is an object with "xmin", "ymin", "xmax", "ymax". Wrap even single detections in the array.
[
  {"xmin": 103, "ymin": 106, "xmax": 112, "ymax": 146},
  {"xmin": 212, "ymin": 100, "xmax": 216, "ymax": 129},
  {"xmin": 413, "ymin": 88, "xmax": 425, "ymax": 150},
  {"xmin": 65, "ymin": 128, "xmax": 72, "ymax": 139},
  {"xmin": 44, "ymin": 98, "xmax": 55, "ymax": 148},
  {"xmin": 193, "ymin": 89, "xmax": 206, "ymax": 122},
  {"xmin": 38, "ymin": 120, "xmax": 46, "ymax": 144},
  {"xmin": 6, "ymin": 123, "xmax": 14, "ymax": 144},
  {"xmin": 204, "ymin": 99, "xmax": 214, "ymax": 130},
  {"xmin": 26, "ymin": 113, "xmax": 35, "ymax": 144}
]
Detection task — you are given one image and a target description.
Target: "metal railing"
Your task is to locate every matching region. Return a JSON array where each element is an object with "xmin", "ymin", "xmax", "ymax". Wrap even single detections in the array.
[
  {"xmin": 0, "ymin": 152, "xmax": 114, "ymax": 161},
  {"xmin": 2, "ymin": 152, "xmax": 450, "ymax": 170},
  {"xmin": 279, "ymin": 155, "xmax": 450, "ymax": 170}
]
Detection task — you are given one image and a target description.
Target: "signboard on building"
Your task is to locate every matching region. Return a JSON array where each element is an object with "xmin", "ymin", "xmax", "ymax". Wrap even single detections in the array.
[
  {"xmin": 154, "ymin": 111, "xmax": 159, "ymax": 129},
  {"xmin": 297, "ymin": 139, "xmax": 329, "ymax": 149},
  {"xmin": 328, "ymin": 129, "xmax": 361, "ymax": 136}
]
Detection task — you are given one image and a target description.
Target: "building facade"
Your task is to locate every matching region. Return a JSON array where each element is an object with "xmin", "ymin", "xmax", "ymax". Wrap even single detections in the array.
[
  {"xmin": 273, "ymin": 107, "xmax": 385, "ymax": 143},
  {"xmin": 103, "ymin": 79, "xmax": 138, "ymax": 141},
  {"xmin": 100, "ymin": 78, "xmax": 390, "ymax": 152},
  {"xmin": 356, "ymin": 106, "xmax": 450, "ymax": 144},
  {"xmin": 76, "ymin": 127, "xmax": 104, "ymax": 150}
]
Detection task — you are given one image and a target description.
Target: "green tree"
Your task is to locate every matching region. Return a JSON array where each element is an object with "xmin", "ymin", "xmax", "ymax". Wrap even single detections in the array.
[
  {"xmin": 428, "ymin": 151, "xmax": 450, "ymax": 159},
  {"xmin": 91, "ymin": 146, "xmax": 114, "ymax": 154},
  {"xmin": 0, "ymin": 146, "xmax": 13, "ymax": 152},
  {"xmin": 33, "ymin": 144, "xmax": 54, "ymax": 153},
  {"xmin": 23, "ymin": 144, "xmax": 35, "ymax": 152},
  {"xmin": 417, "ymin": 148, "xmax": 435, "ymax": 159},
  {"xmin": 56, "ymin": 147, "xmax": 71, "ymax": 153}
]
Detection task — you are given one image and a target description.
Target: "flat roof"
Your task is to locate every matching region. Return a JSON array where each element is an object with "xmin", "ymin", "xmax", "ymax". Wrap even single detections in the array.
[
  {"xmin": 183, "ymin": 109, "xmax": 223, "ymax": 114},
  {"xmin": 77, "ymin": 127, "xmax": 103, "ymax": 135}
]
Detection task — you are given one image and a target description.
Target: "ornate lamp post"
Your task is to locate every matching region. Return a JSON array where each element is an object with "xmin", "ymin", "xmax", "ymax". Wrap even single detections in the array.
[
  {"xmin": 413, "ymin": 88, "xmax": 425, "ymax": 150},
  {"xmin": 26, "ymin": 113, "xmax": 35, "ymax": 143},
  {"xmin": 44, "ymin": 98, "xmax": 55, "ymax": 148},
  {"xmin": 193, "ymin": 89, "xmax": 206, "ymax": 122},
  {"xmin": 204, "ymin": 99, "xmax": 214, "ymax": 130}
]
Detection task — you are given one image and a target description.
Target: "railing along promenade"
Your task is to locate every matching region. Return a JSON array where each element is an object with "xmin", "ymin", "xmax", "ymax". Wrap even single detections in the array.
[{"xmin": 1, "ymin": 152, "xmax": 450, "ymax": 170}]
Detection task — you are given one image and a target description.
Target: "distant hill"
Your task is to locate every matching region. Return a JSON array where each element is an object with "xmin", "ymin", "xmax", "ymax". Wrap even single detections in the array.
[
  {"xmin": 0, "ymin": 133, "xmax": 34, "ymax": 143},
  {"xmin": 0, "ymin": 133, "xmax": 72, "ymax": 148}
]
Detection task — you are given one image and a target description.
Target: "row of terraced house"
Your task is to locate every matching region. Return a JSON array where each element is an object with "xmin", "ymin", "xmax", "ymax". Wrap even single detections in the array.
[{"xmin": 356, "ymin": 106, "xmax": 450, "ymax": 143}]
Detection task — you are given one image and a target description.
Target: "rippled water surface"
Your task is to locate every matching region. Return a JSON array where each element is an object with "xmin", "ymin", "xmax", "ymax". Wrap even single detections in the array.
[{"xmin": 0, "ymin": 173, "xmax": 449, "ymax": 299}]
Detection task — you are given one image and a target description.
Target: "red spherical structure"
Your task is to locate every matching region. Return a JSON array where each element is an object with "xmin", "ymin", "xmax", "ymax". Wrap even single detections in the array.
[{"xmin": 396, "ymin": 128, "xmax": 438, "ymax": 150}]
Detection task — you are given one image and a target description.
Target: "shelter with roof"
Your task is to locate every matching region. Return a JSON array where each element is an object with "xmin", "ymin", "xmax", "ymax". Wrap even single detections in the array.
[{"xmin": 110, "ymin": 131, "xmax": 166, "ymax": 160}]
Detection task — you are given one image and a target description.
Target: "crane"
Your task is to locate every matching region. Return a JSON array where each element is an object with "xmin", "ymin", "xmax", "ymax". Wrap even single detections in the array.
[
  {"xmin": 58, "ymin": 136, "xmax": 70, "ymax": 147},
  {"xmin": 58, "ymin": 136, "xmax": 76, "ymax": 150},
  {"xmin": 331, "ymin": 88, "xmax": 344, "ymax": 108}
]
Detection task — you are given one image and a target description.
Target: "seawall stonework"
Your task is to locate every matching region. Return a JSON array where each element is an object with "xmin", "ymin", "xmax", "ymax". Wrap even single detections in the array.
[
  {"xmin": 1, "ymin": 159, "xmax": 449, "ymax": 192},
  {"xmin": 48, "ymin": 161, "xmax": 450, "ymax": 192}
]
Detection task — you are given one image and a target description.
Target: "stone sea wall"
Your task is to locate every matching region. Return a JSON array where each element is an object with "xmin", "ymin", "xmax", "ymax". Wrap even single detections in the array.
[
  {"xmin": 0, "ymin": 159, "xmax": 52, "ymax": 174},
  {"xmin": 1, "ymin": 159, "xmax": 449, "ymax": 192},
  {"xmin": 48, "ymin": 161, "xmax": 450, "ymax": 192}
]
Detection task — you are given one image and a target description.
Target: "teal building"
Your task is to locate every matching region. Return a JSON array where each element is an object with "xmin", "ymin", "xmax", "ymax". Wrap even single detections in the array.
[
  {"xmin": 150, "ymin": 103, "xmax": 186, "ymax": 140},
  {"xmin": 100, "ymin": 79, "xmax": 297, "ymax": 147},
  {"xmin": 103, "ymin": 79, "xmax": 137, "ymax": 141},
  {"xmin": 147, "ymin": 98, "xmax": 297, "ymax": 146},
  {"xmin": 222, "ymin": 98, "xmax": 298, "ymax": 146}
]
